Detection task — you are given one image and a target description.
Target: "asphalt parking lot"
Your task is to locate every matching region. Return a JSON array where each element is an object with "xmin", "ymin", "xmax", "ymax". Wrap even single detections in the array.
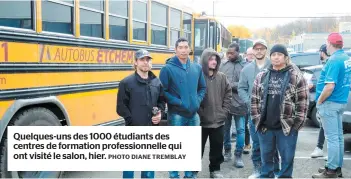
[{"xmin": 62, "ymin": 120, "xmax": 351, "ymax": 178}]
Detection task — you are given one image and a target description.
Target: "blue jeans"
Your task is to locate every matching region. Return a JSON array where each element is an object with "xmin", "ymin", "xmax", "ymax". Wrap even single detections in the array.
[
  {"xmin": 248, "ymin": 117, "xmax": 280, "ymax": 170},
  {"xmin": 123, "ymin": 171, "xmax": 154, "ymax": 178},
  {"xmin": 224, "ymin": 114, "xmax": 245, "ymax": 155},
  {"xmin": 317, "ymin": 101, "xmax": 346, "ymax": 169},
  {"xmin": 168, "ymin": 112, "xmax": 200, "ymax": 178},
  {"xmin": 258, "ymin": 128, "xmax": 298, "ymax": 178}
]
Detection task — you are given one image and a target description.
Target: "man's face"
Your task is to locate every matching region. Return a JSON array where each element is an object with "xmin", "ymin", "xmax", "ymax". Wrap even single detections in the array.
[
  {"xmin": 175, "ymin": 41, "xmax": 190, "ymax": 60},
  {"xmin": 226, "ymin": 48, "xmax": 239, "ymax": 61},
  {"xmin": 253, "ymin": 44, "xmax": 267, "ymax": 60},
  {"xmin": 246, "ymin": 49, "xmax": 255, "ymax": 62},
  {"xmin": 270, "ymin": 52, "xmax": 286, "ymax": 67},
  {"xmin": 208, "ymin": 56, "xmax": 217, "ymax": 70},
  {"xmin": 135, "ymin": 57, "xmax": 151, "ymax": 72}
]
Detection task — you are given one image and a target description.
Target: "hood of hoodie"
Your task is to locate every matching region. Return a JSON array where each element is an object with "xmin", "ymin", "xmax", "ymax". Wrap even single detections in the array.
[
  {"xmin": 165, "ymin": 56, "xmax": 190, "ymax": 69},
  {"xmin": 200, "ymin": 48, "xmax": 221, "ymax": 77},
  {"xmin": 268, "ymin": 63, "xmax": 293, "ymax": 73}
]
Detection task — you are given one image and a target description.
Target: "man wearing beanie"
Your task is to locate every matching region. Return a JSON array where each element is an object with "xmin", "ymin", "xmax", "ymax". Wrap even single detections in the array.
[
  {"xmin": 312, "ymin": 33, "xmax": 351, "ymax": 178},
  {"xmin": 251, "ymin": 44, "xmax": 309, "ymax": 178},
  {"xmin": 238, "ymin": 39, "xmax": 280, "ymax": 179}
]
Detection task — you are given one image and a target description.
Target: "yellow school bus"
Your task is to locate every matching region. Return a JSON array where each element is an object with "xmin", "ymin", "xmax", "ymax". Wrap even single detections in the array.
[{"xmin": 0, "ymin": 0, "xmax": 231, "ymax": 178}]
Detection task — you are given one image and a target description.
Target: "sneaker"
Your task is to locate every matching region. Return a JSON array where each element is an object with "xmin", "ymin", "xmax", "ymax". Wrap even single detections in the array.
[
  {"xmin": 318, "ymin": 167, "xmax": 342, "ymax": 177},
  {"xmin": 234, "ymin": 154, "xmax": 244, "ymax": 168},
  {"xmin": 325, "ymin": 156, "xmax": 328, "ymax": 161},
  {"xmin": 224, "ymin": 149, "xmax": 232, "ymax": 162},
  {"xmin": 243, "ymin": 144, "xmax": 251, "ymax": 154},
  {"xmin": 210, "ymin": 171, "xmax": 223, "ymax": 178},
  {"xmin": 311, "ymin": 147, "xmax": 324, "ymax": 158},
  {"xmin": 248, "ymin": 164, "xmax": 261, "ymax": 179},
  {"xmin": 312, "ymin": 167, "xmax": 338, "ymax": 178}
]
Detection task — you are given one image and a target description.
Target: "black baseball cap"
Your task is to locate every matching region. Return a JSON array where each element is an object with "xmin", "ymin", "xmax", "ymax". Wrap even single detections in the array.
[{"xmin": 319, "ymin": 44, "xmax": 327, "ymax": 54}]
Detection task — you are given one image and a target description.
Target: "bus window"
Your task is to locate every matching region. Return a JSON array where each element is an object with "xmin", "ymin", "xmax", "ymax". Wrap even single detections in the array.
[
  {"xmin": 194, "ymin": 22, "xmax": 207, "ymax": 51},
  {"xmin": 80, "ymin": 0, "xmax": 104, "ymax": 38},
  {"xmin": 42, "ymin": 0, "xmax": 73, "ymax": 35},
  {"xmin": 183, "ymin": 13, "xmax": 192, "ymax": 45},
  {"xmin": 132, "ymin": 0, "xmax": 147, "ymax": 41},
  {"xmin": 209, "ymin": 25, "xmax": 214, "ymax": 49},
  {"xmin": 0, "ymin": 1, "xmax": 33, "ymax": 29},
  {"xmin": 151, "ymin": 2, "xmax": 167, "ymax": 46},
  {"xmin": 109, "ymin": 0, "xmax": 128, "ymax": 41},
  {"xmin": 170, "ymin": 8, "xmax": 181, "ymax": 47}
]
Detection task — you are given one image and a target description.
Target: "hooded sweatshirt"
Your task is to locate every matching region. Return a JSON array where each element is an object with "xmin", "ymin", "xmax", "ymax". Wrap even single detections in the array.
[
  {"xmin": 238, "ymin": 58, "xmax": 271, "ymax": 112},
  {"xmin": 159, "ymin": 56, "xmax": 207, "ymax": 118},
  {"xmin": 251, "ymin": 63, "xmax": 309, "ymax": 136},
  {"xmin": 198, "ymin": 48, "xmax": 232, "ymax": 128}
]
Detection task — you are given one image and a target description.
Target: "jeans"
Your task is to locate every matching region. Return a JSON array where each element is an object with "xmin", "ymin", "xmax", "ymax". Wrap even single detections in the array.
[
  {"xmin": 317, "ymin": 101, "xmax": 346, "ymax": 169},
  {"xmin": 317, "ymin": 126, "xmax": 325, "ymax": 150},
  {"xmin": 258, "ymin": 128, "xmax": 298, "ymax": 178},
  {"xmin": 123, "ymin": 171, "xmax": 154, "ymax": 178},
  {"xmin": 224, "ymin": 114, "xmax": 245, "ymax": 155},
  {"xmin": 201, "ymin": 126, "xmax": 224, "ymax": 172},
  {"xmin": 248, "ymin": 117, "xmax": 280, "ymax": 170},
  {"xmin": 245, "ymin": 114, "xmax": 250, "ymax": 145},
  {"xmin": 168, "ymin": 112, "xmax": 200, "ymax": 178}
]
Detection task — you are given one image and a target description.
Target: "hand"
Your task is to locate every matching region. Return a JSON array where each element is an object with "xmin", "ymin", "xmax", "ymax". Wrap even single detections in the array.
[
  {"xmin": 317, "ymin": 100, "xmax": 323, "ymax": 105},
  {"xmin": 152, "ymin": 112, "xmax": 162, "ymax": 124}
]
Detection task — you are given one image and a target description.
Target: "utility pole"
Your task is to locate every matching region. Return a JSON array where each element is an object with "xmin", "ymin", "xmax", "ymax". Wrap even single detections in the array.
[{"xmin": 213, "ymin": 0, "xmax": 215, "ymax": 17}]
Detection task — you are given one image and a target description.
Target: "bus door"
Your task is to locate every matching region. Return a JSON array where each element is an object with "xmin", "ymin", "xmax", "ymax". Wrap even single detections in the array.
[{"xmin": 194, "ymin": 19, "xmax": 208, "ymax": 63}]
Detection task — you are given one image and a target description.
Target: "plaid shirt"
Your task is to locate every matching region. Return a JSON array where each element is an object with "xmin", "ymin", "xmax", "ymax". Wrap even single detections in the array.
[{"xmin": 250, "ymin": 64, "xmax": 309, "ymax": 136}]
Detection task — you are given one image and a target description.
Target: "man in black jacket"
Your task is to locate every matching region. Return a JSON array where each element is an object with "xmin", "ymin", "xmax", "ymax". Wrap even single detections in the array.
[{"xmin": 116, "ymin": 49, "xmax": 166, "ymax": 178}]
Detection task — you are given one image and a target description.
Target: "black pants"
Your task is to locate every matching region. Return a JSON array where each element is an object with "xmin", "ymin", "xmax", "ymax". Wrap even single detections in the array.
[
  {"xmin": 317, "ymin": 126, "xmax": 325, "ymax": 149},
  {"xmin": 245, "ymin": 114, "xmax": 250, "ymax": 145},
  {"xmin": 201, "ymin": 125, "xmax": 224, "ymax": 172}
]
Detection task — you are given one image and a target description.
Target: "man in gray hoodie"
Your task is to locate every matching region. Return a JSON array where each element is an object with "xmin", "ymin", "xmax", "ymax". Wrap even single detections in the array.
[
  {"xmin": 198, "ymin": 48, "xmax": 232, "ymax": 178},
  {"xmin": 238, "ymin": 39, "xmax": 280, "ymax": 178}
]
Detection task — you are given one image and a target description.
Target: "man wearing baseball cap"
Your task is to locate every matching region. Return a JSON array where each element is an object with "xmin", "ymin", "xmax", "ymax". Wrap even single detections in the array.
[
  {"xmin": 117, "ymin": 49, "xmax": 166, "ymax": 178},
  {"xmin": 238, "ymin": 39, "xmax": 280, "ymax": 178},
  {"xmin": 310, "ymin": 44, "xmax": 330, "ymax": 159},
  {"xmin": 312, "ymin": 33, "xmax": 351, "ymax": 178}
]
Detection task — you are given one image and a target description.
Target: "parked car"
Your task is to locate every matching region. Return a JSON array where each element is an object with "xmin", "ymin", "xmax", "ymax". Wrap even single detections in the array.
[
  {"xmin": 299, "ymin": 52, "xmax": 351, "ymax": 133},
  {"xmin": 290, "ymin": 52, "xmax": 323, "ymax": 68}
]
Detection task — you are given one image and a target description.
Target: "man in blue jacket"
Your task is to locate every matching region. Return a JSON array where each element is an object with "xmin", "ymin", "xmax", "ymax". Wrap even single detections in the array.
[{"xmin": 160, "ymin": 37, "xmax": 206, "ymax": 179}]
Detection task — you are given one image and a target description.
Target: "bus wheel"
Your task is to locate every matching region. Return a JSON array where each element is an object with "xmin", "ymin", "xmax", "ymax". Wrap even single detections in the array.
[{"xmin": 0, "ymin": 107, "xmax": 63, "ymax": 178}]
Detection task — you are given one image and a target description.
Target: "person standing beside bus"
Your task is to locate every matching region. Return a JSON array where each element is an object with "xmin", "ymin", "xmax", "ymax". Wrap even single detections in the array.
[
  {"xmin": 116, "ymin": 49, "xmax": 166, "ymax": 179},
  {"xmin": 159, "ymin": 37, "xmax": 206, "ymax": 179},
  {"xmin": 198, "ymin": 48, "xmax": 232, "ymax": 178}
]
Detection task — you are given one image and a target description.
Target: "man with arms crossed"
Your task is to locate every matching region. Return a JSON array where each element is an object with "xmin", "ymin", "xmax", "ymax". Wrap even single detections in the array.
[
  {"xmin": 160, "ymin": 37, "xmax": 206, "ymax": 179},
  {"xmin": 117, "ymin": 49, "xmax": 166, "ymax": 178},
  {"xmin": 312, "ymin": 33, "xmax": 351, "ymax": 178},
  {"xmin": 198, "ymin": 48, "xmax": 232, "ymax": 178}
]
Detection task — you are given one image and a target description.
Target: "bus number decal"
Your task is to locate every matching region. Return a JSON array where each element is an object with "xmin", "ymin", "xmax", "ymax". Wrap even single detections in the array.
[{"xmin": 1, "ymin": 42, "xmax": 8, "ymax": 62}]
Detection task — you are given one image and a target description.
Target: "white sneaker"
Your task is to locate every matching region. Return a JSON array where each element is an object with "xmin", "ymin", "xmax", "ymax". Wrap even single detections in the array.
[
  {"xmin": 324, "ymin": 156, "xmax": 328, "ymax": 161},
  {"xmin": 310, "ymin": 147, "xmax": 324, "ymax": 158}
]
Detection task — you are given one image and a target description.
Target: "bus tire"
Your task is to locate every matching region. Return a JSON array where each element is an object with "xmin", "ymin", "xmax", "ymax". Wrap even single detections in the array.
[{"xmin": 0, "ymin": 107, "xmax": 63, "ymax": 178}]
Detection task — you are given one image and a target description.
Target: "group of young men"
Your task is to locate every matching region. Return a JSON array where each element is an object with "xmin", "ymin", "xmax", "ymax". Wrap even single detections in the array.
[{"xmin": 116, "ymin": 32, "xmax": 351, "ymax": 178}]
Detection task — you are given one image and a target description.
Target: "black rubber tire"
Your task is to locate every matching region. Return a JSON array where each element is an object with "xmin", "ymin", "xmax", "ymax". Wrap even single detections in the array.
[
  {"xmin": 311, "ymin": 106, "xmax": 320, "ymax": 128},
  {"xmin": 0, "ymin": 107, "xmax": 63, "ymax": 178}
]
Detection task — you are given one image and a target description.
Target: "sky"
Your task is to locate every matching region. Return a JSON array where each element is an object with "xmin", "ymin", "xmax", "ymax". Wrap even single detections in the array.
[{"xmin": 175, "ymin": 0, "xmax": 351, "ymax": 30}]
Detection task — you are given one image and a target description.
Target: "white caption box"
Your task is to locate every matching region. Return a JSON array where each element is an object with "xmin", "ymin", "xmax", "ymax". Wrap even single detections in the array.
[{"xmin": 7, "ymin": 126, "xmax": 201, "ymax": 171}]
